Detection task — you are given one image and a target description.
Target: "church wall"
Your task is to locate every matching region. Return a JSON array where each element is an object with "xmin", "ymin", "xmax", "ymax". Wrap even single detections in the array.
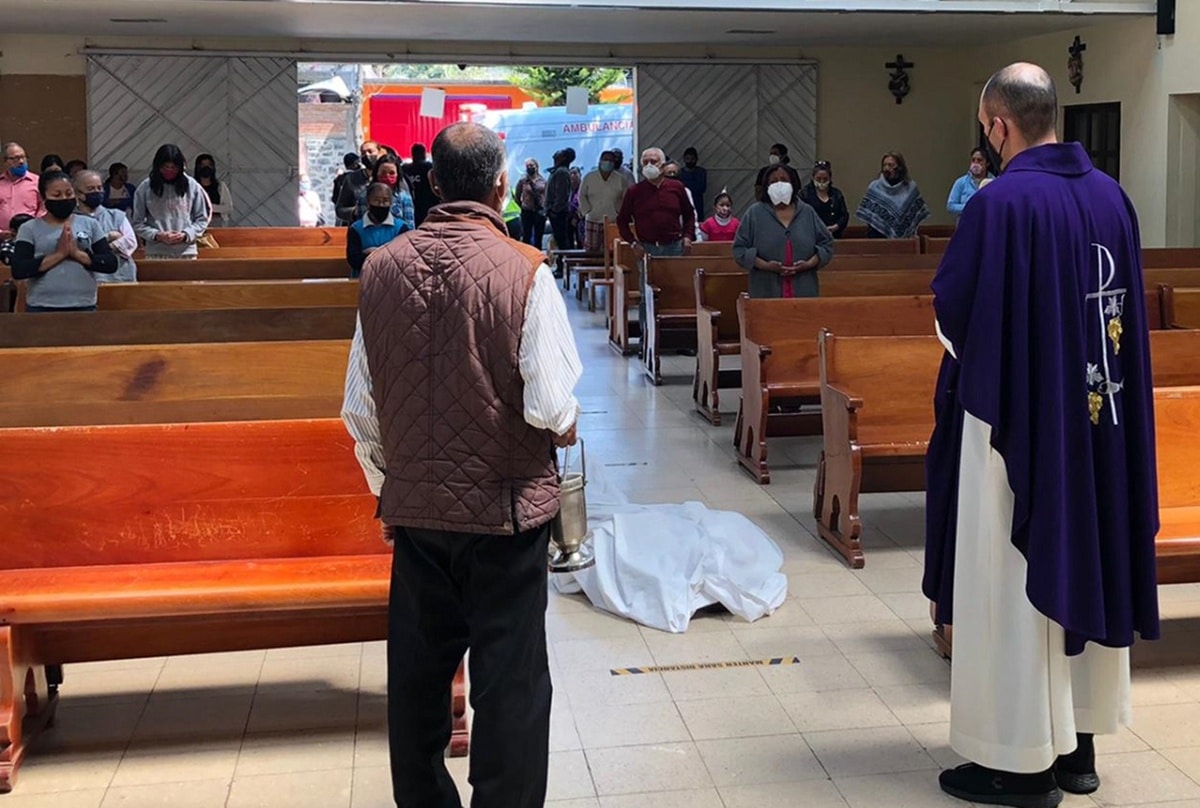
[{"xmin": 970, "ymin": 5, "xmax": 1200, "ymax": 247}]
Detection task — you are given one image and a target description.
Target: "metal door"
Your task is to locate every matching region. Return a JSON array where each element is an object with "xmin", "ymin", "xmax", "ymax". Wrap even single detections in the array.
[
  {"xmin": 87, "ymin": 54, "xmax": 299, "ymax": 226},
  {"xmin": 635, "ymin": 63, "xmax": 818, "ymax": 215}
]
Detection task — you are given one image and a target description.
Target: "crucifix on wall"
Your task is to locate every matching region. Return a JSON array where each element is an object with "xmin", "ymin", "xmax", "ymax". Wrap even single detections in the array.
[
  {"xmin": 886, "ymin": 54, "xmax": 913, "ymax": 104},
  {"xmin": 1068, "ymin": 35, "xmax": 1087, "ymax": 94}
]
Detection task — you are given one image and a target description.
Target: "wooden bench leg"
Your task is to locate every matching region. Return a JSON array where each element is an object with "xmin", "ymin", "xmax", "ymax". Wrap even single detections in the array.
[
  {"xmin": 735, "ymin": 386, "xmax": 772, "ymax": 484},
  {"xmin": 0, "ymin": 627, "xmax": 56, "ymax": 794},
  {"xmin": 814, "ymin": 440, "xmax": 866, "ymax": 569},
  {"xmin": 448, "ymin": 660, "xmax": 469, "ymax": 758}
]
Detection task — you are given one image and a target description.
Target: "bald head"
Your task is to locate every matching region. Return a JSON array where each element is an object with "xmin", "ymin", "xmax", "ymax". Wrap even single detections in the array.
[
  {"xmin": 430, "ymin": 122, "xmax": 506, "ymax": 205},
  {"xmin": 981, "ymin": 62, "xmax": 1058, "ymax": 141}
]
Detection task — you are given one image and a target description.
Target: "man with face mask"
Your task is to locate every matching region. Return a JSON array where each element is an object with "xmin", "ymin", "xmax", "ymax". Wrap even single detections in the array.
[
  {"xmin": 754, "ymin": 143, "xmax": 790, "ymax": 198},
  {"xmin": 615, "ymin": 147, "xmax": 694, "ymax": 259},
  {"xmin": 926, "ymin": 63, "xmax": 1160, "ymax": 807},
  {"xmin": 679, "ymin": 147, "xmax": 708, "ymax": 219},
  {"xmin": 0, "ymin": 142, "xmax": 44, "ymax": 238},
  {"xmin": 611, "ymin": 147, "xmax": 636, "ymax": 185},
  {"xmin": 74, "ymin": 170, "xmax": 138, "ymax": 282},
  {"xmin": 336, "ymin": 140, "xmax": 383, "ymax": 224},
  {"xmin": 341, "ymin": 121, "xmax": 581, "ymax": 808},
  {"xmin": 578, "ymin": 149, "xmax": 628, "ymax": 254},
  {"xmin": 946, "ymin": 148, "xmax": 994, "ymax": 217}
]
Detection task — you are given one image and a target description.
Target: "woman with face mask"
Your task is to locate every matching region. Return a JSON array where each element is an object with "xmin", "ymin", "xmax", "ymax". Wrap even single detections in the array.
[
  {"xmin": 699, "ymin": 192, "xmax": 739, "ymax": 242},
  {"xmin": 132, "ymin": 144, "xmax": 211, "ymax": 259},
  {"xmin": 512, "ymin": 158, "xmax": 547, "ymax": 249},
  {"xmin": 799, "ymin": 160, "xmax": 850, "ymax": 239},
  {"xmin": 854, "ymin": 151, "xmax": 931, "ymax": 239},
  {"xmin": 753, "ymin": 143, "xmax": 790, "ymax": 199},
  {"xmin": 346, "ymin": 182, "xmax": 410, "ymax": 279},
  {"xmin": 193, "ymin": 153, "xmax": 235, "ymax": 227},
  {"xmin": 355, "ymin": 156, "xmax": 415, "ymax": 231},
  {"xmin": 8, "ymin": 171, "xmax": 119, "ymax": 311},
  {"xmin": 733, "ymin": 164, "xmax": 834, "ymax": 299},
  {"xmin": 946, "ymin": 148, "xmax": 994, "ymax": 217}
]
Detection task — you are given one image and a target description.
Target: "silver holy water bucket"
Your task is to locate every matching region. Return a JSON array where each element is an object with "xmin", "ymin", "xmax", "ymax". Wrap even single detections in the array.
[{"xmin": 549, "ymin": 439, "xmax": 596, "ymax": 573}]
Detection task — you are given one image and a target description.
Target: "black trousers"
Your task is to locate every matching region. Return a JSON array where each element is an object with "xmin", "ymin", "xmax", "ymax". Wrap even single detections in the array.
[
  {"xmin": 387, "ymin": 522, "xmax": 552, "ymax": 808},
  {"xmin": 548, "ymin": 210, "xmax": 574, "ymax": 253},
  {"xmin": 519, "ymin": 209, "xmax": 545, "ymax": 249}
]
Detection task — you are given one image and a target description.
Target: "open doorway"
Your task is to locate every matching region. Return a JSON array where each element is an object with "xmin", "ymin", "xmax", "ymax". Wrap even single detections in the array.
[
  {"xmin": 297, "ymin": 62, "xmax": 634, "ymax": 232},
  {"xmin": 1167, "ymin": 94, "xmax": 1200, "ymax": 248}
]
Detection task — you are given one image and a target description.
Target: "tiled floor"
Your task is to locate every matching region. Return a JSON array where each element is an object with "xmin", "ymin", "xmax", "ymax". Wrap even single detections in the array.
[{"xmin": 14, "ymin": 290, "xmax": 1200, "ymax": 808}]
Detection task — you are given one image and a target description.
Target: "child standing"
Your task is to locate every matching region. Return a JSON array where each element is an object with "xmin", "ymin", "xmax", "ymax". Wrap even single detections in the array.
[{"xmin": 699, "ymin": 192, "xmax": 739, "ymax": 242}]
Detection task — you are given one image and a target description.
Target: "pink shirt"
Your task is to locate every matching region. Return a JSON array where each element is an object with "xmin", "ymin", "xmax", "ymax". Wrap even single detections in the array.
[
  {"xmin": 700, "ymin": 216, "xmax": 739, "ymax": 242},
  {"xmin": 0, "ymin": 171, "xmax": 43, "ymax": 232}
]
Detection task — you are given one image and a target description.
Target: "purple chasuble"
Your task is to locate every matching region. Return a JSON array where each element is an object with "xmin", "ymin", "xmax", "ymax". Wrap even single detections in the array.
[{"xmin": 923, "ymin": 142, "xmax": 1160, "ymax": 656}]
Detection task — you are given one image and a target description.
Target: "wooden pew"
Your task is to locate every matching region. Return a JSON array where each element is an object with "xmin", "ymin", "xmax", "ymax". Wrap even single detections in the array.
[
  {"xmin": 642, "ymin": 255, "xmax": 741, "ymax": 385},
  {"xmin": 1160, "ymin": 285, "xmax": 1200, "ymax": 328},
  {"xmin": 815, "ymin": 328, "xmax": 1200, "ymax": 568},
  {"xmin": 694, "ymin": 270, "xmax": 749, "ymax": 425},
  {"xmin": 0, "ymin": 307, "xmax": 356, "ymax": 348},
  {"xmin": 842, "ymin": 225, "xmax": 957, "ymax": 239},
  {"xmin": 138, "ymin": 257, "xmax": 350, "ymax": 281},
  {"xmin": 1, "ymin": 279, "xmax": 15, "ymax": 313},
  {"xmin": 98, "ymin": 279, "xmax": 359, "ymax": 311},
  {"xmin": 1154, "ymin": 386, "xmax": 1200, "ymax": 584},
  {"xmin": 834, "ymin": 238, "xmax": 920, "ymax": 256},
  {"xmin": 0, "ymin": 417, "xmax": 468, "ymax": 792},
  {"xmin": 920, "ymin": 235, "xmax": 950, "ymax": 255},
  {"xmin": 609, "ymin": 240, "xmax": 642, "ymax": 355},
  {"xmin": 197, "ymin": 245, "xmax": 346, "ymax": 260},
  {"xmin": 563, "ymin": 219, "xmax": 615, "ymax": 308},
  {"xmin": 827, "ymin": 253, "xmax": 942, "ymax": 271},
  {"xmin": 734, "ymin": 294, "xmax": 940, "ymax": 483},
  {"xmin": 201, "ymin": 226, "xmax": 347, "ymax": 248},
  {"xmin": 812, "ymin": 331, "xmax": 945, "ymax": 566},
  {"xmin": 1143, "ymin": 248, "xmax": 1200, "ymax": 269},
  {"xmin": 0, "ymin": 340, "xmax": 350, "ymax": 427}
]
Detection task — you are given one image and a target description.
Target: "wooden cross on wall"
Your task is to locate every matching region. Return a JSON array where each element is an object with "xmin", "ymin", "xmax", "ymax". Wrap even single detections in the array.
[
  {"xmin": 1068, "ymin": 35, "xmax": 1087, "ymax": 94},
  {"xmin": 886, "ymin": 54, "xmax": 914, "ymax": 104}
]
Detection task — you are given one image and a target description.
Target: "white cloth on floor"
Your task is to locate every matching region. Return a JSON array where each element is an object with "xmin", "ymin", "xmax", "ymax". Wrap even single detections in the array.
[
  {"xmin": 949, "ymin": 410, "xmax": 1131, "ymax": 773},
  {"xmin": 553, "ymin": 465, "xmax": 788, "ymax": 632}
]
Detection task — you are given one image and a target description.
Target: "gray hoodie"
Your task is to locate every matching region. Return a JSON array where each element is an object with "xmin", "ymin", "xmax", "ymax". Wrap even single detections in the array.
[{"xmin": 132, "ymin": 175, "xmax": 210, "ymax": 259}]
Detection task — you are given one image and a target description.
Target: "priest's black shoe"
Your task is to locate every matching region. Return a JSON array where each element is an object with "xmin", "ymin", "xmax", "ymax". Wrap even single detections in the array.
[
  {"xmin": 939, "ymin": 762, "xmax": 1063, "ymax": 808},
  {"xmin": 1054, "ymin": 733, "xmax": 1100, "ymax": 794}
]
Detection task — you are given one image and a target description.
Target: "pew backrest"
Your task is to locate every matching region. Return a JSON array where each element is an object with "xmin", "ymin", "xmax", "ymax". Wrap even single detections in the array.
[
  {"xmin": 817, "ymin": 330, "xmax": 945, "ymax": 429},
  {"xmin": 1149, "ymin": 329, "xmax": 1200, "ymax": 387},
  {"xmin": 739, "ymin": 294, "xmax": 938, "ymax": 349},
  {"xmin": 98, "ymin": 279, "xmax": 359, "ymax": 310},
  {"xmin": 834, "ymin": 238, "xmax": 920, "ymax": 256},
  {"xmin": 0, "ymin": 306, "xmax": 357, "ymax": 348},
  {"xmin": 202, "ymin": 227, "xmax": 347, "ymax": 248},
  {"xmin": 1156, "ymin": 387, "xmax": 1200, "ymax": 510},
  {"xmin": 137, "ymin": 257, "xmax": 350, "ymax": 281},
  {"xmin": 645, "ymin": 255, "xmax": 741, "ymax": 304},
  {"xmin": 826, "ymin": 253, "xmax": 942, "ymax": 271},
  {"xmin": 197, "ymin": 246, "xmax": 346, "ymax": 260},
  {"xmin": 1160, "ymin": 285, "xmax": 1200, "ymax": 329},
  {"xmin": 695, "ymin": 270, "xmax": 748, "ymax": 343},
  {"xmin": 0, "ymin": 418, "xmax": 376, "ymax": 570},
  {"xmin": 0, "ymin": 339, "xmax": 350, "ymax": 427}
]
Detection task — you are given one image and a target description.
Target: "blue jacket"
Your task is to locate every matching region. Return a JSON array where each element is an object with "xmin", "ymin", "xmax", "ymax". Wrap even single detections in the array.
[
  {"xmin": 347, "ymin": 213, "xmax": 409, "ymax": 278},
  {"xmin": 947, "ymin": 172, "xmax": 992, "ymax": 215}
]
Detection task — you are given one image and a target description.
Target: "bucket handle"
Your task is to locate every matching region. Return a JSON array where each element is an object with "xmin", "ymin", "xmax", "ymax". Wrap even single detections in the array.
[{"xmin": 558, "ymin": 438, "xmax": 586, "ymax": 485}]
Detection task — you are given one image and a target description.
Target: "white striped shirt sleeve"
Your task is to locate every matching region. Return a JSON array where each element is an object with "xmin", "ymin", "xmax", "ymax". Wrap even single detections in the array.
[
  {"xmin": 341, "ymin": 315, "xmax": 387, "ymax": 497},
  {"xmin": 340, "ymin": 262, "xmax": 582, "ymax": 494},
  {"xmin": 520, "ymin": 263, "xmax": 583, "ymax": 434}
]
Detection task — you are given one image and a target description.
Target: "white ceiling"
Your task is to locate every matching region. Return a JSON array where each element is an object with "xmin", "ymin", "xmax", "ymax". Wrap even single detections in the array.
[{"xmin": 3, "ymin": 0, "xmax": 1145, "ymax": 48}]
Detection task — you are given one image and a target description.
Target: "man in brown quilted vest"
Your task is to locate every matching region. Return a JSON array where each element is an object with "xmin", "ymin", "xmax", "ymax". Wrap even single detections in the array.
[{"xmin": 342, "ymin": 121, "xmax": 582, "ymax": 808}]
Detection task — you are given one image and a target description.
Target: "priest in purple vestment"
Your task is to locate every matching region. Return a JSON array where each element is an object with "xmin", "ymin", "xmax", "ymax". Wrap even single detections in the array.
[{"xmin": 923, "ymin": 63, "xmax": 1160, "ymax": 808}]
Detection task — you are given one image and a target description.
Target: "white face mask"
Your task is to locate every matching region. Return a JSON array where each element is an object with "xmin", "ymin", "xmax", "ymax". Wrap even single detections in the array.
[
  {"xmin": 767, "ymin": 154, "xmax": 781, "ymax": 165},
  {"xmin": 642, "ymin": 163, "xmax": 662, "ymax": 181},
  {"xmin": 767, "ymin": 181, "xmax": 794, "ymax": 206}
]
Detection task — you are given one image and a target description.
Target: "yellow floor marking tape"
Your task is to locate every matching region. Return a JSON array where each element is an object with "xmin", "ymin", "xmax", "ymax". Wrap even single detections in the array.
[{"xmin": 610, "ymin": 657, "xmax": 800, "ymax": 676}]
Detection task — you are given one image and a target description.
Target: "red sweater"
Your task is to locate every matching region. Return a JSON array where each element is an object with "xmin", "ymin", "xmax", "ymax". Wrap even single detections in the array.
[
  {"xmin": 616, "ymin": 178, "xmax": 695, "ymax": 245},
  {"xmin": 700, "ymin": 216, "xmax": 739, "ymax": 242}
]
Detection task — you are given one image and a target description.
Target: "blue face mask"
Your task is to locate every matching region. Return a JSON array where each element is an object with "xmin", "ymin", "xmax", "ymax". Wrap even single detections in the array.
[
  {"xmin": 599, "ymin": 161, "xmax": 614, "ymax": 173},
  {"xmin": 9, "ymin": 164, "xmax": 28, "ymax": 179}
]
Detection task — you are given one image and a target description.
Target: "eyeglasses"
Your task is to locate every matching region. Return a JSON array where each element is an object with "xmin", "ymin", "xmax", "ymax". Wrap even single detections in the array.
[{"xmin": 4, "ymin": 155, "xmax": 27, "ymax": 163}]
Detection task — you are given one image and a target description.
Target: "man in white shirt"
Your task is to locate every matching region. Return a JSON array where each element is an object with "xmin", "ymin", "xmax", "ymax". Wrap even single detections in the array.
[
  {"xmin": 577, "ymin": 149, "xmax": 629, "ymax": 254},
  {"xmin": 341, "ymin": 121, "xmax": 581, "ymax": 808}
]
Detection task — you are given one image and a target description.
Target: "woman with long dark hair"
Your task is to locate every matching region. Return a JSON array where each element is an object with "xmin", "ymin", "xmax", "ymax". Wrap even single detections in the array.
[
  {"xmin": 40, "ymin": 154, "xmax": 65, "ymax": 175},
  {"xmin": 193, "ymin": 153, "xmax": 235, "ymax": 226},
  {"xmin": 131, "ymin": 144, "xmax": 210, "ymax": 259},
  {"xmin": 855, "ymin": 151, "xmax": 930, "ymax": 239}
]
